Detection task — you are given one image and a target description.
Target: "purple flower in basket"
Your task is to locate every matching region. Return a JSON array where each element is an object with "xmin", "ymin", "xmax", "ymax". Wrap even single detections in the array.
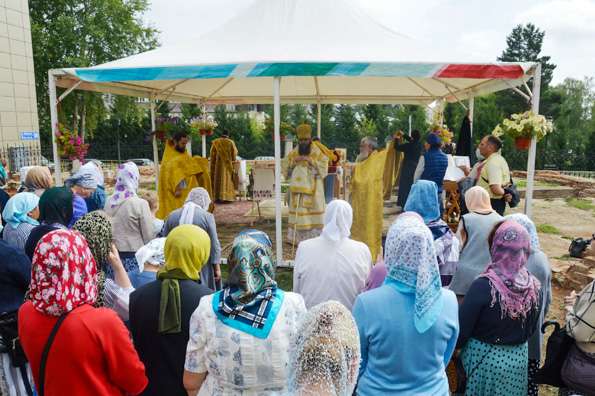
[{"xmin": 116, "ymin": 184, "xmax": 125, "ymax": 192}]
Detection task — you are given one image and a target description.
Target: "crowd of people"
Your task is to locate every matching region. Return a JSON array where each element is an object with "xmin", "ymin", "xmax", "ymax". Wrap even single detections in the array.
[{"xmin": 0, "ymin": 131, "xmax": 593, "ymax": 396}]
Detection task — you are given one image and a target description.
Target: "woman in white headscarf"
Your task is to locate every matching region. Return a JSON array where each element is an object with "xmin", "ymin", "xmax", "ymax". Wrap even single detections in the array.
[
  {"xmin": 161, "ymin": 187, "xmax": 221, "ymax": 290},
  {"xmin": 352, "ymin": 214, "xmax": 459, "ymax": 395},
  {"xmin": 293, "ymin": 199, "xmax": 372, "ymax": 310},
  {"xmin": 288, "ymin": 300, "xmax": 361, "ymax": 396}
]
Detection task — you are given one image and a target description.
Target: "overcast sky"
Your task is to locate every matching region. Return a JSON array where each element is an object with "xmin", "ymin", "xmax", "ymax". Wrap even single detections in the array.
[{"xmin": 145, "ymin": 0, "xmax": 595, "ymax": 85}]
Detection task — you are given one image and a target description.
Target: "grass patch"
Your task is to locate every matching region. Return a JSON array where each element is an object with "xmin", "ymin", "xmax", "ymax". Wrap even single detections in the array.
[
  {"xmin": 537, "ymin": 224, "xmax": 561, "ymax": 234},
  {"xmin": 516, "ymin": 179, "xmax": 559, "ymax": 188},
  {"xmin": 554, "ymin": 254, "xmax": 572, "ymax": 260},
  {"xmin": 220, "ymin": 264, "xmax": 294, "ymax": 290},
  {"xmin": 565, "ymin": 198, "xmax": 595, "ymax": 211}
]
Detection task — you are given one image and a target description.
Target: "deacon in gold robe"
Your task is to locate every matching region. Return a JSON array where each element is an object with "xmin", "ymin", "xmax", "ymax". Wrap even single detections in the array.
[
  {"xmin": 282, "ymin": 124, "xmax": 328, "ymax": 244},
  {"xmin": 210, "ymin": 133, "xmax": 238, "ymax": 202},
  {"xmin": 351, "ymin": 135, "xmax": 402, "ymax": 260},
  {"xmin": 157, "ymin": 132, "xmax": 213, "ymax": 219}
]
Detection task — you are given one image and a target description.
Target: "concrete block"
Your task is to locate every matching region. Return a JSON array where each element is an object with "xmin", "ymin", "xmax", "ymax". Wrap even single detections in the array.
[
  {"xmin": 12, "ymin": 69, "xmax": 27, "ymax": 84},
  {"xmin": 13, "ymin": 82, "xmax": 27, "ymax": 97},
  {"xmin": 0, "ymin": 52, "xmax": 10, "ymax": 68},
  {"xmin": 0, "ymin": 96, "xmax": 14, "ymax": 111},
  {"xmin": 2, "ymin": 126, "xmax": 18, "ymax": 141},
  {"xmin": 0, "ymin": 22, "xmax": 8, "ymax": 36},
  {"xmin": 7, "ymin": 25, "xmax": 23, "ymax": 41},
  {"xmin": 5, "ymin": 0, "xmax": 21, "ymax": 11},
  {"xmin": 0, "ymin": 68, "xmax": 12, "ymax": 82},
  {"xmin": 0, "ymin": 37, "xmax": 9, "ymax": 53},
  {"xmin": 9, "ymin": 39, "xmax": 25, "ymax": 56},
  {"xmin": 1, "ymin": 111, "xmax": 16, "ymax": 126},
  {"xmin": 10, "ymin": 53, "xmax": 26, "ymax": 70},
  {"xmin": 0, "ymin": 82, "xmax": 13, "ymax": 96},
  {"xmin": 30, "ymin": 110, "xmax": 38, "ymax": 128},
  {"xmin": 16, "ymin": 110, "xmax": 30, "ymax": 126},
  {"xmin": 6, "ymin": 8, "xmax": 21, "ymax": 27},
  {"xmin": 22, "ymin": 26, "xmax": 30, "ymax": 43},
  {"xmin": 14, "ymin": 97, "xmax": 28, "ymax": 111},
  {"xmin": 22, "ymin": 9, "xmax": 29, "ymax": 28},
  {"xmin": 0, "ymin": 7, "xmax": 7, "ymax": 23}
]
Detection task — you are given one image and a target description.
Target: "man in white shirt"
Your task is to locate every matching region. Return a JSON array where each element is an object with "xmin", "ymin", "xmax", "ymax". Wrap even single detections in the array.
[{"xmin": 292, "ymin": 199, "xmax": 372, "ymax": 310}]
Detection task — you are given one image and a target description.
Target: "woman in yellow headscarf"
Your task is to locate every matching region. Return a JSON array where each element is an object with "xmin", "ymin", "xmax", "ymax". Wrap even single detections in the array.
[{"xmin": 128, "ymin": 224, "xmax": 213, "ymax": 396}]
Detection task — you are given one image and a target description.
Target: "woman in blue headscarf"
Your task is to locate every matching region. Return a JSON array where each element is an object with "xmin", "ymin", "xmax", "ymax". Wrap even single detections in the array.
[
  {"xmin": 2, "ymin": 192, "xmax": 40, "ymax": 250},
  {"xmin": 353, "ymin": 213, "xmax": 459, "ymax": 395},
  {"xmin": 404, "ymin": 180, "xmax": 460, "ymax": 285},
  {"xmin": 184, "ymin": 229, "xmax": 307, "ymax": 395}
]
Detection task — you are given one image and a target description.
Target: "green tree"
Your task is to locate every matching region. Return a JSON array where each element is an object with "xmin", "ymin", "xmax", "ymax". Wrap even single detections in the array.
[
  {"xmin": 334, "ymin": 105, "xmax": 360, "ymax": 160},
  {"xmin": 496, "ymin": 24, "xmax": 556, "ymax": 119},
  {"xmin": 31, "ymin": 0, "xmax": 158, "ymax": 148}
]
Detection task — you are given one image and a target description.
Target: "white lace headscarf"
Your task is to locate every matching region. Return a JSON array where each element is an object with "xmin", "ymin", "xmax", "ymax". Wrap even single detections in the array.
[
  {"xmin": 288, "ymin": 301, "xmax": 360, "ymax": 396},
  {"xmin": 135, "ymin": 238, "xmax": 166, "ymax": 272},
  {"xmin": 321, "ymin": 200, "xmax": 353, "ymax": 242},
  {"xmin": 179, "ymin": 187, "xmax": 211, "ymax": 225}
]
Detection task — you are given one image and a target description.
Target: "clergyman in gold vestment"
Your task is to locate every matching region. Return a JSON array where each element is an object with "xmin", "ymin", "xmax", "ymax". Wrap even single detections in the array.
[
  {"xmin": 210, "ymin": 134, "xmax": 238, "ymax": 202},
  {"xmin": 351, "ymin": 135, "xmax": 402, "ymax": 260},
  {"xmin": 157, "ymin": 133, "xmax": 213, "ymax": 219},
  {"xmin": 282, "ymin": 124, "xmax": 328, "ymax": 244}
]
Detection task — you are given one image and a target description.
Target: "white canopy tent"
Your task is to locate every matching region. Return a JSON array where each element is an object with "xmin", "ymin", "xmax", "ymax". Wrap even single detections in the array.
[{"xmin": 48, "ymin": 0, "xmax": 541, "ymax": 264}]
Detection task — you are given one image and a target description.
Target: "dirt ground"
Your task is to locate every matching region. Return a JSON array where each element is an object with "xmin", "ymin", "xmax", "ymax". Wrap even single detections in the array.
[{"xmin": 213, "ymin": 197, "xmax": 595, "ymax": 395}]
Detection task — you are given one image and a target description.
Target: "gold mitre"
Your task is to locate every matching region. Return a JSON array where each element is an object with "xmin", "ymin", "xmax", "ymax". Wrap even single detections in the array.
[{"xmin": 296, "ymin": 124, "xmax": 312, "ymax": 139}]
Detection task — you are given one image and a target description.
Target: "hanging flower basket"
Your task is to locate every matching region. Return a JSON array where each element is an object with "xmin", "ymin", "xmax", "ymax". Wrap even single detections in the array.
[
  {"xmin": 55, "ymin": 123, "xmax": 89, "ymax": 161},
  {"xmin": 154, "ymin": 130, "xmax": 166, "ymax": 141},
  {"xmin": 190, "ymin": 117, "xmax": 217, "ymax": 138},
  {"xmin": 493, "ymin": 111, "xmax": 554, "ymax": 150},
  {"xmin": 514, "ymin": 137, "xmax": 532, "ymax": 150}
]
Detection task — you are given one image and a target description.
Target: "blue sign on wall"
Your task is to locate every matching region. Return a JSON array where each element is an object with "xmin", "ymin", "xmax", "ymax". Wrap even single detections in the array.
[{"xmin": 20, "ymin": 131, "xmax": 39, "ymax": 141}]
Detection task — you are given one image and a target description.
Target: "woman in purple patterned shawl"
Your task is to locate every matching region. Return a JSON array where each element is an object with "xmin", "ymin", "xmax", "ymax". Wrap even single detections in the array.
[
  {"xmin": 457, "ymin": 220, "xmax": 541, "ymax": 396},
  {"xmin": 104, "ymin": 162, "xmax": 155, "ymax": 276}
]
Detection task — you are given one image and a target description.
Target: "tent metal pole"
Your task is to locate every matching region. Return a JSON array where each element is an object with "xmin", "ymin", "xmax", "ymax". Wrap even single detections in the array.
[
  {"xmin": 317, "ymin": 101, "xmax": 321, "ymax": 139},
  {"xmin": 48, "ymin": 70, "xmax": 62, "ymax": 186},
  {"xmin": 468, "ymin": 97, "xmax": 475, "ymax": 138},
  {"xmin": 273, "ymin": 77, "xmax": 283, "ymax": 265},
  {"xmin": 524, "ymin": 64, "xmax": 541, "ymax": 218},
  {"xmin": 150, "ymin": 99, "xmax": 159, "ymax": 189},
  {"xmin": 201, "ymin": 103, "xmax": 207, "ymax": 157}
]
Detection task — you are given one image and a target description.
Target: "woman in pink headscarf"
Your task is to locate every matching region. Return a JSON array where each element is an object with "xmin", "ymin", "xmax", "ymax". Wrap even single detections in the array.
[{"xmin": 456, "ymin": 220, "xmax": 541, "ymax": 396}]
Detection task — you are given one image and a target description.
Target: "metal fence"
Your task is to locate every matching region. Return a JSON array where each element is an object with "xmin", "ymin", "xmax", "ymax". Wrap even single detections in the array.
[{"xmin": 0, "ymin": 144, "xmax": 45, "ymax": 174}]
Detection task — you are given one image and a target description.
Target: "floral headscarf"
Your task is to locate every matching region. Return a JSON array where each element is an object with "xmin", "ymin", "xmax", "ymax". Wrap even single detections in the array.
[
  {"xmin": 106, "ymin": 162, "xmax": 139, "ymax": 209},
  {"xmin": 2, "ymin": 192, "xmax": 40, "ymax": 229},
  {"xmin": 480, "ymin": 220, "xmax": 541, "ymax": 320},
  {"xmin": 72, "ymin": 211, "xmax": 113, "ymax": 268},
  {"xmin": 403, "ymin": 180, "xmax": 441, "ymax": 224},
  {"xmin": 226, "ymin": 230, "xmax": 276, "ymax": 304},
  {"xmin": 288, "ymin": 301, "xmax": 360, "ymax": 396},
  {"xmin": 505, "ymin": 213, "xmax": 540, "ymax": 252},
  {"xmin": 29, "ymin": 229, "xmax": 98, "ymax": 316},
  {"xmin": 385, "ymin": 213, "xmax": 443, "ymax": 333},
  {"xmin": 216, "ymin": 230, "xmax": 278, "ymax": 338}
]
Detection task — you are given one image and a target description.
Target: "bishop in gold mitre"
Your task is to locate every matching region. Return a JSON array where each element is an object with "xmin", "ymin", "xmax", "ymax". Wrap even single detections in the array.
[{"xmin": 282, "ymin": 123, "xmax": 328, "ymax": 244}]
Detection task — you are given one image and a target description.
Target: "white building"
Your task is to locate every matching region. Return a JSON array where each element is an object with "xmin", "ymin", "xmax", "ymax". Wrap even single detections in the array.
[{"xmin": 0, "ymin": 0, "xmax": 38, "ymax": 147}]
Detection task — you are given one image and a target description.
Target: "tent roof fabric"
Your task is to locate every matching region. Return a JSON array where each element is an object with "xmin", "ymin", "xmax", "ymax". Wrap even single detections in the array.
[{"xmin": 53, "ymin": 0, "xmax": 537, "ymax": 104}]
